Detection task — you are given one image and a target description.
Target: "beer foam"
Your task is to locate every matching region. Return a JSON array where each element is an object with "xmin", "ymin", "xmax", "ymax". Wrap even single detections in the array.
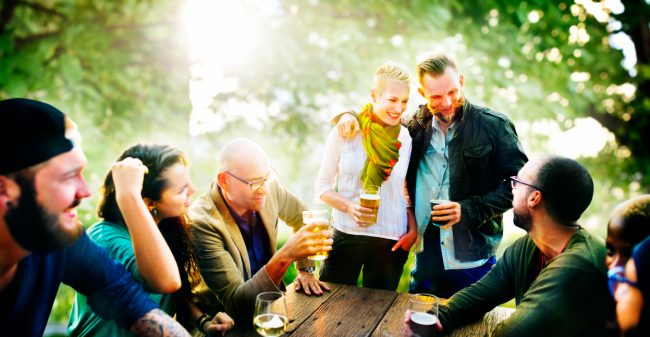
[
  {"xmin": 361, "ymin": 193, "xmax": 380, "ymax": 200},
  {"xmin": 410, "ymin": 312, "xmax": 438, "ymax": 325}
]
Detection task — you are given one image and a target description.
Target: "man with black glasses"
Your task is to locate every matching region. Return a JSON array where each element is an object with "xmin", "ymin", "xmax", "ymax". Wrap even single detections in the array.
[
  {"xmin": 188, "ymin": 138, "xmax": 332, "ymax": 322},
  {"xmin": 437, "ymin": 156, "xmax": 613, "ymax": 336}
]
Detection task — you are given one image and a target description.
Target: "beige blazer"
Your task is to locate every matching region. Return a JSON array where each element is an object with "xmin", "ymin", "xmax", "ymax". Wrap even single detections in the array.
[{"xmin": 188, "ymin": 180, "xmax": 313, "ymax": 321}]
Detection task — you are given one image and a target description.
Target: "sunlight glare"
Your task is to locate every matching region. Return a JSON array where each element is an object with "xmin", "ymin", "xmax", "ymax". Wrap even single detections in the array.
[
  {"xmin": 548, "ymin": 118, "xmax": 611, "ymax": 158},
  {"xmin": 183, "ymin": 0, "xmax": 255, "ymax": 67}
]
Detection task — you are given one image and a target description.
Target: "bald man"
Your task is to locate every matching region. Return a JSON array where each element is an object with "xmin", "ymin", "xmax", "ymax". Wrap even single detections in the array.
[{"xmin": 188, "ymin": 138, "xmax": 332, "ymax": 322}]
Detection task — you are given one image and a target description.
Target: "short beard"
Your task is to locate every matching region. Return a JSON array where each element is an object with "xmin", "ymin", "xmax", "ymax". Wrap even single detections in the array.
[
  {"xmin": 513, "ymin": 209, "xmax": 532, "ymax": 232},
  {"xmin": 431, "ymin": 96, "xmax": 463, "ymax": 125},
  {"xmin": 4, "ymin": 175, "xmax": 82, "ymax": 253}
]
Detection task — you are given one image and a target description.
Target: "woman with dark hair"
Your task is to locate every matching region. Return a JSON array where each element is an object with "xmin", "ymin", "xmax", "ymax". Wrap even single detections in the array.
[{"xmin": 67, "ymin": 144, "xmax": 233, "ymax": 336}]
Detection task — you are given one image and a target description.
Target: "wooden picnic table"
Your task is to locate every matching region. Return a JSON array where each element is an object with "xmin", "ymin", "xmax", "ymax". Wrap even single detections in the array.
[{"xmin": 223, "ymin": 282, "xmax": 514, "ymax": 337}]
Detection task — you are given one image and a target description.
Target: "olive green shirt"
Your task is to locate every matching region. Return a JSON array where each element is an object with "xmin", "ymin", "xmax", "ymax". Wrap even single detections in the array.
[{"xmin": 438, "ymin": 227, "xmax": 613, "ymax": 337}]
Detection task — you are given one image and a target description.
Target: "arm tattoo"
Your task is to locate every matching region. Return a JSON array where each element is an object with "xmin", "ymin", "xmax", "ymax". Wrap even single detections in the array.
[{"xmin": 131, "ymin": 309, "xmax": 191, "ymax": 337}]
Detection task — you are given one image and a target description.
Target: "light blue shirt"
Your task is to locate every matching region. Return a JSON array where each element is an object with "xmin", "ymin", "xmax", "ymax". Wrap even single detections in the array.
[{"xmin": 414, "ymin": 120, "xmax": 488, "ymax": 270}]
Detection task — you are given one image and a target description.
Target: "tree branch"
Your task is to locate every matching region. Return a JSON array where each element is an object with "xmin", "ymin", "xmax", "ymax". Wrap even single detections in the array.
[
  {"xmin": 0, "ymin": 0, "xmax": 20, "ymax": 35},
  {"xmin": 14, "ymin": 29, "xmax": 62, "ymax": 49},
  {"xmin": 20, "ymin": 1, "xmax": 66, "ymax": 19}
]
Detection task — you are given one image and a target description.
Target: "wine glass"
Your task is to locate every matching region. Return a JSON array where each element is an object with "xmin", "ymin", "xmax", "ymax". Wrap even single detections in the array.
[{"xmin": 254, "ymin": 291, "xmax": 288, "ymax": 337}]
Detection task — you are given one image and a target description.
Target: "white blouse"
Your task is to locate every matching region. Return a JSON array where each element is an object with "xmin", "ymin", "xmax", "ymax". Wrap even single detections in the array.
[{"xmin": 314, "ymin": 126, "xmax": 412, "ymax": 240}]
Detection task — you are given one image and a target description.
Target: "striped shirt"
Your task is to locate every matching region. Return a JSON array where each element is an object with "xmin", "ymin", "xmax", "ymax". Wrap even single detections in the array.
[{"xmin": 314, "ymin": 126, "xmax": 412, "ymax": 240}]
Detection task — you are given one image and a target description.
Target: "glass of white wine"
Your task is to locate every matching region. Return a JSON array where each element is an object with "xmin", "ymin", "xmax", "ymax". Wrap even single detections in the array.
[{"xmin": 254, "ymin": 291, "xmax": 288, "ymax": 337}]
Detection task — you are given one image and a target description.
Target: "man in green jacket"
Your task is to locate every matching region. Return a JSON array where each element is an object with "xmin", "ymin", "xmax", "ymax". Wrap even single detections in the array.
[{"xmin": 437, "ymin": 156, "xmax": 613, "ymax": 336}]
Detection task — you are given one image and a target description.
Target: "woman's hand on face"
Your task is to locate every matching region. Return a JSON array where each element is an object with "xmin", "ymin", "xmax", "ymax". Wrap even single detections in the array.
[{"xmin": 111, "ymin": 157, "xmax": 149, "ymax": 198}]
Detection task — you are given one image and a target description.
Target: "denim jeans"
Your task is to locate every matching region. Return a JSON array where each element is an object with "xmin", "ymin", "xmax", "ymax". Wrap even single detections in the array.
[
  {"xmin": 409, "ymin": 224, "xmax": 496, "ymax": 298},
  {"xmin": 319, "ymin": 229, "xmax": 409, "ymax": 290}
]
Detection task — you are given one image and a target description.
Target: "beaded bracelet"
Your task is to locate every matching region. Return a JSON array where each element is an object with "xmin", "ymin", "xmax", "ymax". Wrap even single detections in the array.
[{"xmin": 197, "ymin": 313, "xmax": 212, "ymax": 334}]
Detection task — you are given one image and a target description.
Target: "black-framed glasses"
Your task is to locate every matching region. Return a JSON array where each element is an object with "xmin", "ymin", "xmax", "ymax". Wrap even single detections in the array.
[
  {"xmin": 225, "ymin": 171, "xmax": 274, "ymax": 191},
  {"xmin": 509, "ymin": 176, "xmax": 544, "ymax": 193},
  {"xmin": 608, "ymin": 266, "xmax": 639, "ymax": 297}
]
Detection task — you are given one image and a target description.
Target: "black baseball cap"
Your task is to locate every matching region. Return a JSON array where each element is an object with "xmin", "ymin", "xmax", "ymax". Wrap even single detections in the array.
[{"xmin": 0, "ymin": 98, "xmax": 74, "ymax": 174}]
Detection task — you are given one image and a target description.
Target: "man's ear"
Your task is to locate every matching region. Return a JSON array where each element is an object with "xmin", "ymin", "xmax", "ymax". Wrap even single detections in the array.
[
  {"xmin": 216, "ymin": 172, "xmax": 228, "ymax": 191},
  {"xmin": 528, "ymin": 190, "xmax": 542, "ymax": 209},
  {"xmin": 459, "ymin": 74, "xmax": 464, "ymax": 88},
  {"xmin": 0, "ymin": 176, "xmax": 17, "ymax": 212}
]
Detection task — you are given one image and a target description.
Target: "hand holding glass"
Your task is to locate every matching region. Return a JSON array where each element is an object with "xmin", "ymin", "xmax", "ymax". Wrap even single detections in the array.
[
  {"xmin": 359, "ymin": 184, "xmax": 381, "ymax": 226},
  {"xmin": 429, "ymin": 189, "xmax": 450, "ymax": 227},
  {"xmin": 254, "ymin": 291, "xmax": 288, "ymax": 337},
  {"xmin": 403, "ymin": 293, "xmax": 439, "ymax": 337},
  {"xmin": 302, "ymin": 210, "xmax": 330, "ymax": 261}
]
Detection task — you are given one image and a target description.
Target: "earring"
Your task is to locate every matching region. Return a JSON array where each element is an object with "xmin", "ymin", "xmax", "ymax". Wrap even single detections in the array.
[{"xmin": 151, "ymin": 207, "xmax": 158, "ymax": 217}]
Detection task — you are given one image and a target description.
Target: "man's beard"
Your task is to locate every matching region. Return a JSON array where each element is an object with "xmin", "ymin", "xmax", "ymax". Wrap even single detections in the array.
[
  {"xmin": 4, "ymin": 176, "xmax": 82, "ymax": 253},
  {"xmin": 431, "ymin": 95, "xmax": 464, "ymax": 125},
  {"xmin": 513, "ymin": 208, "xmax": 533, "ymax": 232}
]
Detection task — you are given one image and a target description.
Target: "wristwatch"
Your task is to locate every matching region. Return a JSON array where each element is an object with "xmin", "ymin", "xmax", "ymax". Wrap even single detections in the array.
[{"xmin": 298, "ymin": 266, "xmax": 315, "ymax": 274}]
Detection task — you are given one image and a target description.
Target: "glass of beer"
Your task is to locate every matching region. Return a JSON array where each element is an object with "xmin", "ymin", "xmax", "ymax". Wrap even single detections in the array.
[
  {"xmin": 429, "ymin": 188, "xmax": 450, "ymax": 227},
  {"xmin": 302, "ymin": 210, "xmax": 330, "ymax": 261},
  {"xmin": 359, "ymin": 184, "xmax": 381, "ymax": 226},
  {"xmin": 403, "ymin": 293, "xmax": 439, "ymax": 337},
  {"xmin": 254, "ymin": 291, "xmax": 288, "ymax": 337}
]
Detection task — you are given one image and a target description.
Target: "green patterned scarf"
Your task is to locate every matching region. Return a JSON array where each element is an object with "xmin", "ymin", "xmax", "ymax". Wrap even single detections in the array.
[{"xmin": 359, "ymin": 103, "xmax": 401, "ymax": 188}]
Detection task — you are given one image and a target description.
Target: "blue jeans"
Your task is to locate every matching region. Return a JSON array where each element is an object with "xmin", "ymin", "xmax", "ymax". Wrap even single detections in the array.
[
  {"xmin": 409, "ymin": 225, "xmax": 495, "ymax": 298},
  {"xmin": 319, "ymin": 229, "xmax": 409, "ymax": 290}
]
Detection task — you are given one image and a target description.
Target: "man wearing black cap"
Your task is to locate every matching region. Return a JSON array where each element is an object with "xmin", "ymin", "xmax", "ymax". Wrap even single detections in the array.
[
  {"xmin": 436, "ymin": 156, "xmax": 613, "ymax": 336},
  {"xmin": 0, "ymin": 98, "xmax": 191, "ymax": 337}
]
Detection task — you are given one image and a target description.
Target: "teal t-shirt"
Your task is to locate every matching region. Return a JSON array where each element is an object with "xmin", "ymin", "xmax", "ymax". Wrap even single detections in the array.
[{"xmin": 67, "ymin": 220, "xmax": 176, "ymax": 337}]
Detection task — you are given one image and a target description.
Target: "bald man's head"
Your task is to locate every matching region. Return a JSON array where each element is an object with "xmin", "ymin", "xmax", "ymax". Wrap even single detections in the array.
[
  {"xmin": 218, "ymin": 138, "xmax": 270, "ymax": 173},
  {"xmin": 216, "ymin": 138, "xmax": 273, "ymax": 214}
]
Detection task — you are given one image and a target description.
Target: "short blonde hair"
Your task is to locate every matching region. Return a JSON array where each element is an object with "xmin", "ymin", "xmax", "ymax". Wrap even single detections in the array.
[{"xmin": 372, "ymin": 61, "xmax": 412, "ymax": 94}]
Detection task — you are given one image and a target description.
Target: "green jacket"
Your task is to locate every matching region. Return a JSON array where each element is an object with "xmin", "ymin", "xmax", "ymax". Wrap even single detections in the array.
[{"xmin": 438, "ymin": 227, "xmax": 613, "ymax": 337}]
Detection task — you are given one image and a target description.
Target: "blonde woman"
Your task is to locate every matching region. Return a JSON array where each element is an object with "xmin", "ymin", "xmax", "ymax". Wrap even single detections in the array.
[{"xmin": 314, "ymin": 62, "xmax": 416, "ymax": 290}]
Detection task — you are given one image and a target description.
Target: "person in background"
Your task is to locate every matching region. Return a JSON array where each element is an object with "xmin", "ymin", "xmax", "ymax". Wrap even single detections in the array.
[
  {"xmin": 437, "ymin": 156, "xmax": 612, "ymax": 336},
  {"xmin": 613, "ymin": 237, "xmax": 650, "ymax": 337},
  {"xmin": 314, "ymin": 61, "xmax": 416, "ymax": 290},
  {"xmin": 606, "ymin": 197, "xmax": 650, "ymax": 336},
  {"xmin": 0, "ymin": 98, "xmax": 190, "ymax": 337},
  {"xmin": 605, "ymin": 195, "xmax": 650, "ymax": 270},
  {"xmin": 67, "ymin": 144, "xmax": 234, "ymax": 336},
  {"xmin": 188, "ymin": 138, "xmax": 332, "ymax": 322}
]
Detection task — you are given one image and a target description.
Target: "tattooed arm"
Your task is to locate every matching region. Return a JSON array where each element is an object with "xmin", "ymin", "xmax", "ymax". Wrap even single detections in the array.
[{"xmin": 131, "ymin": 309, "xmax": 191, "ymax": 337}]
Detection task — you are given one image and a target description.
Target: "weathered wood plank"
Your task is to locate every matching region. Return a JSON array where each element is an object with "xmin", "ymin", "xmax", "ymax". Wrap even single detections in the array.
[
  {"xmin": 285, "ymin": 282, "xmax": 344, "ymax": 332},
  {"xmin": 222, "ymin": 282, "xmax": 343, "ymax": 337},
  {"xmin": 369, "ymin": 292, "xmax": 410, "ymax": 337},
  {"xmin": 369, "ymin": 294, "xmax": 515, "ymax": 337},
  {"xmin": 290, "ymin": 285, "xmax": 397, "ymax": 337}
]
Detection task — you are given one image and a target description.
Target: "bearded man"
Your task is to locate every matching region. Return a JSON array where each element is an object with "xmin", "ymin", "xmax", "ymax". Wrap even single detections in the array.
[{"xmin": 436, "ymin": 156, "xmax": 613, "ymax": 337}]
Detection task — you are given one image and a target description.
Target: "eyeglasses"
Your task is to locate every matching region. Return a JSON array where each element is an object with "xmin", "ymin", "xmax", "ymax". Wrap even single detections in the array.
[
  {"xmin": 509, "ymin": 176, "xmax": 544, "ymax": 193},
  {"xmin": 225, "ymin": 171, "xmax": 274, "ymax": 191},
  {"xmin": 608, "ymin": 266, "xmax": 639, "ymax": 297}
]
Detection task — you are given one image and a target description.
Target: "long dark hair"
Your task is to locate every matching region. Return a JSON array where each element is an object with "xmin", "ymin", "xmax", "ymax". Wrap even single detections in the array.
[{"xmin": 97, "ymin": 143, "xmax": 199, "ymax": 323}]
